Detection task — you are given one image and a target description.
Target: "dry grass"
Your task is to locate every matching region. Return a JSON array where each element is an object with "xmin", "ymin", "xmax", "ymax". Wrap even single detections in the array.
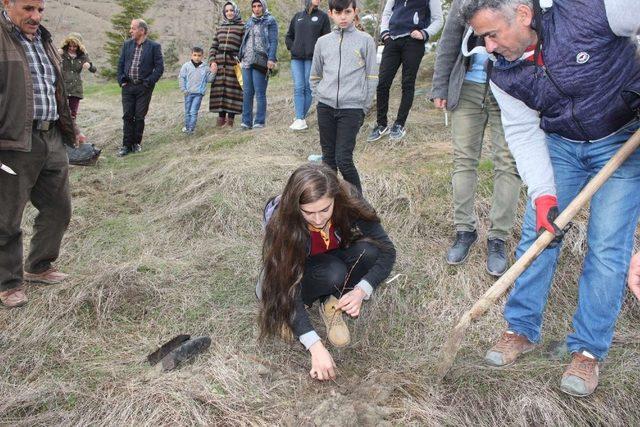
[{"xmin": 2, "ymin": 55, "xmax": 640, "ymax": 426}]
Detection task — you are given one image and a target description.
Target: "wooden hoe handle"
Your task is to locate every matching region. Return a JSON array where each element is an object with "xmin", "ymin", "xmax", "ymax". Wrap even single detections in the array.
[{"xmin": 436, "ymin": 128, "xmax": 640, "ymax": 380}]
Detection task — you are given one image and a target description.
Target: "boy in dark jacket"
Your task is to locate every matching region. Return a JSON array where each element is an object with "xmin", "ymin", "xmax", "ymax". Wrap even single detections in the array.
[
  {"xmin": 367, "ymin": 0, "xmax": 443, "ymax": 142},
  {"xmin": 285, "ymin": 0, "xmax": 331, "ymax": 131}
]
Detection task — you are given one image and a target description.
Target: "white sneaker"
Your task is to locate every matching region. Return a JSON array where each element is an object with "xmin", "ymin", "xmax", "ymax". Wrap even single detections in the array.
[
  {"xmin": 289, "ymin": 119, "xmax": 308, "ymax": 131},
  {"xmin": 181, "ymin": 127, "xmax": 188, "ymax": 133}
]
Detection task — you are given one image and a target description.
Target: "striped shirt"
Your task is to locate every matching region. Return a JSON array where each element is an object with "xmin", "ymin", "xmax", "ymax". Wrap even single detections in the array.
[
  {"xmin": 128, "ymin": 42, "xmax": 145, "ymax": 81},
  {"xmin": 2, "ymin": 11, "xmax": 58, "ymax": 121}
]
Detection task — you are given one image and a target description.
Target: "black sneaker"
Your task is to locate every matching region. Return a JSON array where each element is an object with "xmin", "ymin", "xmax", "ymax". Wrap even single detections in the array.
[
  {"xmin": 487, "ymin": 238, "xmax": 508, "ymax": 277},
  {"xmin": 117, "ymin": 146, "xmax": 132, "ymax": 157},
  {"xmin": 389, "ymin": 123, "xmax": 407, "ymax": 141},
  {"xmin": 367, "ymin": 124, "xmax": 389, "ymax": 142},
  {"xmin": 133, "ymin": 144, "xmax": 142, "ymax": 153},
  {"xmin": 446, "ymin": 230, "xmax": 478, "ymax": 265}
]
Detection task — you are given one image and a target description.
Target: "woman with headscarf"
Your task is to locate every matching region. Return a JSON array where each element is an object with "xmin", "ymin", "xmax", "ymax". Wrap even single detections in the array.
[
  {"xmin": 285, "ymin": 0, "xmax": 331, "ymax": 131},
  {"xmin": 60, "ymin": 33, "xmax": 97, "ymax": 121},
  {"xmin": 238, "ymin": 0, "xmax": 278, "ymax": 130},
  {"xmin": 209, "ymin": 1, "xmax": 245, "ymax": 127}
]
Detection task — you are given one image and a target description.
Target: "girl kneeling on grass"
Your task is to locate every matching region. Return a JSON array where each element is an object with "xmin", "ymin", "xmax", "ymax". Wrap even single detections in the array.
[{"xmin": 258, "ymin": 163, "xmax": 396, "ymax": 380}]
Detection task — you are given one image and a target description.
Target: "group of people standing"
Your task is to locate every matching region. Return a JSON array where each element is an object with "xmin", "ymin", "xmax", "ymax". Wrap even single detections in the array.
[{"xmin": 2, "ymin": 0, "xmax": 640, "ymax": 402}]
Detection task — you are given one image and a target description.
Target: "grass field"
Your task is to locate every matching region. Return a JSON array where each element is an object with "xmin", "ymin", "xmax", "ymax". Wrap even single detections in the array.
[{"xmin": 2, "ymin": 56, "xmax": 640, "ymax": 426}]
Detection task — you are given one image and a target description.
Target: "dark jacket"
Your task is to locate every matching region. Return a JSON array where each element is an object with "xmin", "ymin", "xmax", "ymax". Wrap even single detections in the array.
[
  {"xmin": 61, "ymin": 51, "xmax": 96, "ymax": 99},
  {"xmin": 491, "ymin": 0, "xmax": 640, "ymax": 141},
  {"xmin": 117, "ymin": 38, "xmax": 164, "ymax": 87},
  {"xmin": 285, "ymin": 7, "xmax": 331, "ymax": 60},
  {"xmin": 381, "ymin": 0, "xmax": 432, "ymax": 41},
  {"xmin": 0, "ymin": 18, "xmax": 75, "ymax": 152}
]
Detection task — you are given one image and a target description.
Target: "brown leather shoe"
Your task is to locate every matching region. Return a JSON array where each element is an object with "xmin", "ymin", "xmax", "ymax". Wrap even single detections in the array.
[
  {"xmin": 225, "ymin": 117, "xmax": 234, "ymax": 127},
  {"xmin": 216, "ymin": 117, "xmax": 226, "ymax": 127},
  {"xmin": 319, "ymin": 295, "xmax": 350, "ymax": 347},
  {"xmin": 485, "ymin": 331, "xmax": 536, "ymax": 367},
  {"xmin": 560, "ymin": 351, "xmax": 599, "ymax": 397},
  {"xmin": 0, "ymin": 287, "xmax": 28, "ymax": 308},
  {"xmin": 23, "ymin": 267, "xmax": 68, "ymax": 285}
]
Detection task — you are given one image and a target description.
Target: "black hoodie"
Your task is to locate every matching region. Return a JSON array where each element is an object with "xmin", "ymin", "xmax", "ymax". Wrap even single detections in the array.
[{"xmin": 285, "ymin": 6, "xmax": 331, "ymax": 60}]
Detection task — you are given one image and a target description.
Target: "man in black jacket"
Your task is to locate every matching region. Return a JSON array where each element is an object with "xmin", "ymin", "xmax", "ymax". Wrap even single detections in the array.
[{"xmin": 117, "ymin": 19, "xmax": 164, "ymax": 157}]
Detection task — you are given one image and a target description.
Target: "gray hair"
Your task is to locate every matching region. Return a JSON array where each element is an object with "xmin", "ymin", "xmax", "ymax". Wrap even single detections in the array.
[
  {"xmin": 133, "ymin": 19, "xmax": 149, "ymax": 34},
  {"xmin": 460, "ymin": 0, "xmax": 532, "ymax": 23}
]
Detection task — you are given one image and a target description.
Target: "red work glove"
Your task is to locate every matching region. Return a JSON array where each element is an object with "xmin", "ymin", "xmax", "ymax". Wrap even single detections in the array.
[{"xmin": 534, "ymin": 195, "xmax": 564, "ymax": 247}]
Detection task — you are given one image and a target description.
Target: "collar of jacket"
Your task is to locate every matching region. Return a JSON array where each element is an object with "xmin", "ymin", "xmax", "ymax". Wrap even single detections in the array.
[
  {"xmin": 332, "ymin": 23, "xmax": 356, "ymax": 34},
  {"xmin": 251, "ymin": 11, "xmax": 272, "ymax": 22}
]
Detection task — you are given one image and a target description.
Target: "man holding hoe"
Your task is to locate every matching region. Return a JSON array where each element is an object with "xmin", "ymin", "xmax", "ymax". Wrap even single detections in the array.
[{"xmin": 460, "ymin": 0, "xmax": 639, "ymax": 396}]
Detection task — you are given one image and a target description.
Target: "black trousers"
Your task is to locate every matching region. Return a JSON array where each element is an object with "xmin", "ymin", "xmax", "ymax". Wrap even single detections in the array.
[
  {"xmin": 299, "ymin": 241, "xmax": 380, "ymax": 306},
  {"xmin": 376, "ymin": 37, "xmax": 425, "ymax": 128},
  {"xmin": 317, "ymin": 103, "xmax": 365, "ymax": 193},
  {"xmin": 0, "ymin": 126, "xmax": 72, "ymax": 291},
  {"xmin": 121, "ymin": 83, "xmax": 154, "ymax": 148}
]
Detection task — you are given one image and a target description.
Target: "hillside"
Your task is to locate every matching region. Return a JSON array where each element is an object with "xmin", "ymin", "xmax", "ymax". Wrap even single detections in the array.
[
  {"xmin": 1, "ymin": 43, "xmax": 640, "ymax": 424},
  {"xmin": 41, "ymin": 0, "xmax": 311, "ymax": 76}
]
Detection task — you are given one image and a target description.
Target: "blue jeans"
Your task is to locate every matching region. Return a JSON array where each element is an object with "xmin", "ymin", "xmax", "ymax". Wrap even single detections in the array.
[
  {"xmin": 291, "ymin": 59, "xmax": 312, "ymax": 120},
  {"xmin": 241, "ymin": 67, "xmax": 268, "ymax": 127},
  {"xmin": 184, "ymin": 93, "xmax": 204, "ymax": 132},
  {"xmin": 504, "ymin": 121, "xmax": 640, "ymax": 360}
]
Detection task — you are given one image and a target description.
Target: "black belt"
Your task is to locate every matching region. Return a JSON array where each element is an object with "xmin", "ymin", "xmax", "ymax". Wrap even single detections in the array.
[
  {"xmin": 130, "ymin": 79, "xmax": 143, "ymax": 85},
  {"xmin": 33, "ymin": 120, "xmax": 57, "ymax": 132}
]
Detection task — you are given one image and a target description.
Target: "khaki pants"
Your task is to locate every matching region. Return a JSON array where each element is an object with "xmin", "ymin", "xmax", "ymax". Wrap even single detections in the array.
[
  {"xmin": 0, "ymin": 126, "xmax": 71, "ymax": 291},
  {"xmin": 450, "ymin": 81, "xmax": 521, "ymax": 240}
]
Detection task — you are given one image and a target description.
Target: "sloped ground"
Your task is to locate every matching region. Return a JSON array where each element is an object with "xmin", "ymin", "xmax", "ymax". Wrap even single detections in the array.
[
  {"xmin": 1, "ymin": 58, "xmax": 639, "ymax": 425},
  {"xmin": 42, "ymin": 0, "xmax": 303, "ymax": 74}
]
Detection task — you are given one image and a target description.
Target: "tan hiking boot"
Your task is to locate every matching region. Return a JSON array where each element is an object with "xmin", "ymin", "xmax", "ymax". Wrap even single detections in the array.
[
  {"xmin": 319, "ymin": 295, "xmax": 350, "ymax": 347},
  {"xmin": 485, "ymin": 331, "xmax": 536, "ymax": 367},
  {"xmin": 0, "ymin": 287, "xmax": 28, "ymax": 308},
  {"xmin": 560, "ymin": 351, "xmax": 599, "ymax": 397},
  {"xmin": 23, "ymin": 267, "xmax": 68, "ymax": 285}
]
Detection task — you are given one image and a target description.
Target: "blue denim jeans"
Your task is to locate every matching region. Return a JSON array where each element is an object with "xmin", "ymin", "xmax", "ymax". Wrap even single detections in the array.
[
  {"xmin": 184, "ymin": 93, "xmax": 204, "ymax": 132},
  {"xmin": 504, "ymin": 120, "xmax": 640, "ymax": 360},
  {"xmin": 291, "ymin": 59, "xmax": 313, "ymax": 120},
  {"xmin": 241, "ymin": 67, "xmax": 268, "ymax": 127}
]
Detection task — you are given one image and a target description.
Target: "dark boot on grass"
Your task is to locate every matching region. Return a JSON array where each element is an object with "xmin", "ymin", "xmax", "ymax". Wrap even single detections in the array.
[
  {"xmin": 487, "ymin": 238, "xmax": 508, "ymax": 277},
  {"xmin": 446, "ymin": 230, "xmax": 478, "ymax": 265}
]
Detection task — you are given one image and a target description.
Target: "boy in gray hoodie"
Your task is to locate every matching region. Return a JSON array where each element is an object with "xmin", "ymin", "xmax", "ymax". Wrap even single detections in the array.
[
  {"xmin": 178, "ymin": 46, "xmax": 214, "ymax": 134},
  {"xmin": 310, "ymin": 0, "xmax": 378, "ymax": 193}
]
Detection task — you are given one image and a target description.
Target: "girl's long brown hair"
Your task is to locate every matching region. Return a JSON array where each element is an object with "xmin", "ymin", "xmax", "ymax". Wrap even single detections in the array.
[{"xmin": 259, "ymin": 163, "xmax": 379, "ymax": 339}]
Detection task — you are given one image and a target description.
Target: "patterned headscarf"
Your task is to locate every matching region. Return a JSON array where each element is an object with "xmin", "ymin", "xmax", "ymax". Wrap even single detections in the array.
[{"xmin": 222, "ymin": 1, "xmax": 242, "ymax": 24}]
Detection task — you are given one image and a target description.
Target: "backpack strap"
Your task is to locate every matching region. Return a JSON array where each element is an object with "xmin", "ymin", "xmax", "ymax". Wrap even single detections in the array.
[{"xmin": 262, "ymin": 194, "xmax": 281, "ymax": 229}]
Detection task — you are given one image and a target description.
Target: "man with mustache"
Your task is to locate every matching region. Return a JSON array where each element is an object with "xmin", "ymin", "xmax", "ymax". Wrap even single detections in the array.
[{"xmin": 0, "ymin": 0, "xmax": 79, "ymax": 307}]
